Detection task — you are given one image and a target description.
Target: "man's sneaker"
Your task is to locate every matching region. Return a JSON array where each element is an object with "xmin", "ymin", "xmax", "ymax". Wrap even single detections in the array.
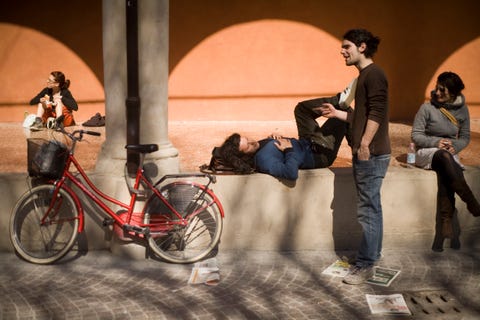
[
  {"xmin": 46, "ymin": 117, "xmax": 56, "ymax": 129},
  {"xmin": 343, "ymin": 265, "xmax": 374, "ymax": 285},
  {"xmin": 374, "ymin": 252, "xmax": 384, "ymax": 265},
  {"xmin": 339, "ymin": 78, "xmax": 358, "ymax": 109}
]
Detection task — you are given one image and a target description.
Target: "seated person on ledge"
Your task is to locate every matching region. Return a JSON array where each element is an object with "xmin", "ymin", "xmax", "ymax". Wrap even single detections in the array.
[
  {"xmin": 217, "ymin": 93, "xmax": 353, "ymax": 181},
  {"xmin": 29, "ymin": 71, "xmax": 78, "ymax": 129}
]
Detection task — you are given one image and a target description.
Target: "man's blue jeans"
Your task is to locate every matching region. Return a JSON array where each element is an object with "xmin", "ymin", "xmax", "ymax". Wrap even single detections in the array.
[{"xmin": 352, "ymin": 153, "xmax": 391, "ymax": 268}]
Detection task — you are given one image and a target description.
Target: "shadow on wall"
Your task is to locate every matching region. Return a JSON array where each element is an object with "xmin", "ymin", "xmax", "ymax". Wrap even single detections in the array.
[{"xmin": 1, "ymin": 20, "xmax": 479, "ymax": 123}]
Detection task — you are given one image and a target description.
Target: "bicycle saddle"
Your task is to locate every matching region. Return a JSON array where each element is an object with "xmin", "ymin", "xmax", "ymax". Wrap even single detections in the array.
[{"xmin": 125, "ymin": 144, "xmax": 159, "ymax": 154}]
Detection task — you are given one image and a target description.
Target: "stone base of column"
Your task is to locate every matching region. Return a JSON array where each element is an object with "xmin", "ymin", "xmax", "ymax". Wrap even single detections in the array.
[{"xmin": 143, "ymin": 143, "xmax": 180, "ymax": 179}]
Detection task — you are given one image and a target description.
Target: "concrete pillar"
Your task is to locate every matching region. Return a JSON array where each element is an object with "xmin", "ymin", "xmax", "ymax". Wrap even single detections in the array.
[
  {"xmin": 97, "ymin": 0, "xmax": 178, "ymax": 259},
  {"xmin": 138, "ymin": 0, "xmax": 178, "ymax": 177},
  {"xmin": 97, "ymin": 0, "xmax": 178, "ymax": 178}
]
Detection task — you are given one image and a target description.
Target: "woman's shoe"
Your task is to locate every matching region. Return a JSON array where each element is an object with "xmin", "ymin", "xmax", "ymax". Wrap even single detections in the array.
[
  {"xmin": 450, "ymin": 237, "xmax": 461, "ymax": 250},
  {"xmin": 432, "ymin": 233, "xmax": 444, "ymax": 252}
]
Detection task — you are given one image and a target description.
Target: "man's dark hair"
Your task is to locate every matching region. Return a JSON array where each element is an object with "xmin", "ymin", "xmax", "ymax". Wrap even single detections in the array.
[
  {"xmin": 343, "ymin": 29, "xmax": 380, "ymax": 58},
  {"xmin": 437, "ymin": 71, "xmax": 465, "ymax": 98},
  {"xmin": 218, "ymin": 133, "xmax": 255, "ymax": 174}
]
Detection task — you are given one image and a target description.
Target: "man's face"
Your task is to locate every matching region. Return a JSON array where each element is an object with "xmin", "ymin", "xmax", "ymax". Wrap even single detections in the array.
[
  {"xmin": 239, "ymin": 136, "xmax": 260, "ymax": 154},
  {"xmin": 340, "ymin": 39, "xmax": 364, "ymax": 66}
]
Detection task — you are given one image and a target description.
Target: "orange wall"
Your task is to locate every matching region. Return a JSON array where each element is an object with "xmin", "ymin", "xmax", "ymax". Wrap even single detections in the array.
[{"xmin": 1, "ymin": 0, "xmax": 479, "ymax": 122}]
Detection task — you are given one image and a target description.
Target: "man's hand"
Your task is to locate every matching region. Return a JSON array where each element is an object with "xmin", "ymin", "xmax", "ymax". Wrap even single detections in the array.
[
  {"xmin": 314, "ymin": 103, "xmax": 348, "ymax": 121},
  {"xmin": 313, "ymin": 103, "xmax": 336, "ymax": 118},
  {"xmin": 357, "ymin": 144, "xmax": 370, "ymax": 161},
  {"xmin": 274, "ymin": 138, "xmax": 292, "ymax": 152}
]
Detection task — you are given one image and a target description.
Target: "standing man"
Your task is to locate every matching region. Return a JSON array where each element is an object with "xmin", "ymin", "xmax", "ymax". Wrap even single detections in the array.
[{"xmin": 319, "ymin": 29, "xmax": 391, "ymax": 285}]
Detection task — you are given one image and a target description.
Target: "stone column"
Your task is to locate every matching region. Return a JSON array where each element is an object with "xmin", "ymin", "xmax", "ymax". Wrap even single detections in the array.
[
  {"xmin": 97, "ymin": 0, "xmax": 178, "ymax": 259},
  {"xmin": 96, "ymin": 0, "xmax": 128, "ymax": 174},
  {"xmin": 97, "ymin": 0, "xmax": 178, "ymax": 177},
  {"xmin": 138, "ymin": 0, "xmax": 178, "ymax": 177}
]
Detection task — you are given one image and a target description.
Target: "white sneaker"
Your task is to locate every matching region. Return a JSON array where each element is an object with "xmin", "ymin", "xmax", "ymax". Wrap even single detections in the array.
[
  {"xmin": 343, "ymin": 265, "xmax": 374, "ymax": 285},
  {"xmin": 339, "ymin": 78, "xmax": 358, "ymax": 108}
]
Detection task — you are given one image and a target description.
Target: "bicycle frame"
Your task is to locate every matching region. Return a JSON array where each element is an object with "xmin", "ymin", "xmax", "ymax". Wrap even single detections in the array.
[
  {"xmin": 45, "ymin": 146, "xmax": 223, "ymax": 237},
  {"xmin": 12, "ymin": 125, "xmax": 225, "ymax": 265}
]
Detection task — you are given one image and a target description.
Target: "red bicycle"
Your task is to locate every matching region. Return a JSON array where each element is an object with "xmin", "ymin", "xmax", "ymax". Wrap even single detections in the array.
[{"xmin": 9, "ymin": 124, "xmax": 224, "ymax": 265}]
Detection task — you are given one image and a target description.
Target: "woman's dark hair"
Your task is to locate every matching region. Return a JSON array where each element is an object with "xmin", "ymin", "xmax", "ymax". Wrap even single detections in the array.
[
  {"xmin": 437, "ymin": 71, "xmax": 465, "ymax": 97},
  {"xmin": 51, "ymin": 71, "xmax": 70, "ymax": 90},
  {"xmin": 218, "ymin": 133, "xmax": 255, "ymax": 173},
  {"xmin": 343, "ymin": 29, "xmax": 380, "ymax": 58}
]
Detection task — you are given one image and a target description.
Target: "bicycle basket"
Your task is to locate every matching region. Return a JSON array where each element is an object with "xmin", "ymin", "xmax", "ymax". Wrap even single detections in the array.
[{"xmin": 27, "ymin": 138, "xmax": 69, "ymax": 179}]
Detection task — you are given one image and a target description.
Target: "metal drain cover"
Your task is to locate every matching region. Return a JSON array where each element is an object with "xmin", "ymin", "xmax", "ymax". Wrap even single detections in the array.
[{"xmin": 403, "ymin": 290, "xmax": 477, "ymax": 319}]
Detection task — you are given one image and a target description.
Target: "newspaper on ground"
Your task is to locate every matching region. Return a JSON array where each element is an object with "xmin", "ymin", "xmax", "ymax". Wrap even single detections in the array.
[
  {"xmin": 188, "ymin": 257, "xmax": 220, "ymax": 286},
  {"xmin": 323, "ymin": 259, "xmax": 401, "ymax": 288},
  {"xmin": 321, "ymin": 257, "xmax": 351, "ymax": 277},
  {"xmin": 366, "ymin": 294, "xmax": 411, "ymax": 315},
  {"xmin": 367, "ymin": 266, "xmax": 401, "ymax": 287}
]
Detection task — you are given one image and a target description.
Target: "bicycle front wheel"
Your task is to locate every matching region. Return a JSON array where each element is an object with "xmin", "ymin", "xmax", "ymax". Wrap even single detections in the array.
[
  {"xmin": 10, "ymin": 185, "xmax": 79, "ymax": 264},
  {"xmin": 146, "ymin": 182, "xmax": 223, "ymax": 264}
]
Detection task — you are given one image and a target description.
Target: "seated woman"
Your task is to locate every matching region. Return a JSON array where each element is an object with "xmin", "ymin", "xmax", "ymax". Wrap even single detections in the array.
[
  {"xmin": 30, "ymin": 71, "xmax": 78, "ymax": 129},
  {"xmin": 411, "ymin": 71, "xmax": 480, "ymax": 252},
  {"xmin": 217, "ymin": 94, "xmax": 352, "ymax": 180}
]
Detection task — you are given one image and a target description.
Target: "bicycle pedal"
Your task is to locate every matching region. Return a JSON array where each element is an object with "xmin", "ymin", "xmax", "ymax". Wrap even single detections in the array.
[
  {"xmin": 123, "ymin": 224, "xmax": 148, "ymax": 235},
  {"xmin": 102, "ymin": 218, "xmax": 114, "ymax": 227}
]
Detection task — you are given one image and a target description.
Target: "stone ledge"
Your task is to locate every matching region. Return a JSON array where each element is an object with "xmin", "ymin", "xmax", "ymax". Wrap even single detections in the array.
[{"xmin": 1, "ymin": 166, "xmax": 479, "ymax": 254}]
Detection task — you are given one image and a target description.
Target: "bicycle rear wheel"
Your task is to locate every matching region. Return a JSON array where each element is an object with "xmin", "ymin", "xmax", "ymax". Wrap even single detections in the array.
[
  {"xmin": 145, "ymin": 182, "xmax": 223, "ymax": 264},
  {"xmin": 10, "ymin": 185, "xmax": 79, "ymax": 264}
]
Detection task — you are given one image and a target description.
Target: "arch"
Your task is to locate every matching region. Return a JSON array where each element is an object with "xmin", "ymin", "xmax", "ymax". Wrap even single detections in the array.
[
  {"xmin": 168, "ymin": 19, "xmax": 357, "ymax": 121},
  {"xmin": 424, "ymin": 37, "xmax": 480, "ymax": 108},
  {"xmin": 0, "ymin": 23, "xmax": 104, "ymax": 122}
]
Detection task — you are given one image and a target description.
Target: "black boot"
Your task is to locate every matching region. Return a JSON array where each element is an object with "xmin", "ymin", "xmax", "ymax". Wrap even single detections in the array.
[
  {"xmin": 438, "ymin": 196, "xmax": 454, "ymax": 238},
  {"xmin": 432, "ymin": 233, "xmax": 444, "ymax": 252},
  {"xmin": 432, "ymin": 209, "xmax": 461, "ymax": 252},
  {"xmin": 450, "ymin": 209, "xmax": 461, "ymax": 250},
  {"xmin": 452, "ymin": 181, "xmax": 480, "ymax": 217},
  {"xmin": 432, "ymin": 202, "xmax": 446, "ymax": 252}
]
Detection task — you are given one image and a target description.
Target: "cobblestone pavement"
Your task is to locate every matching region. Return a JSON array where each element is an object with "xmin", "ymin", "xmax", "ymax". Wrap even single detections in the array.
[{"xmin": 0, "ymin": 249, "xmax": 479, "ymax": 320}]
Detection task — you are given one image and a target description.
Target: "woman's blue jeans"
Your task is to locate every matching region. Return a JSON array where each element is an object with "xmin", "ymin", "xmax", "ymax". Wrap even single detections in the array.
[{"xmin": 352, "ymin": 153, "xmax": 391, "ymax": 268}]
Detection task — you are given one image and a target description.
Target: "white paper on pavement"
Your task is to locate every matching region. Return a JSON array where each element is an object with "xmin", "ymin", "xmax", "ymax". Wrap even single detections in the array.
[
  {"xmin": 321, "ymin": 258, "xmax": 351, "ymax": 277},
  {"xmin": 366, "ymin": 294, "xmax": 411, "ymax": 315},
  {"xmin": 188, "ymin": 258, "xmax": 220, "ymax": 286}
]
